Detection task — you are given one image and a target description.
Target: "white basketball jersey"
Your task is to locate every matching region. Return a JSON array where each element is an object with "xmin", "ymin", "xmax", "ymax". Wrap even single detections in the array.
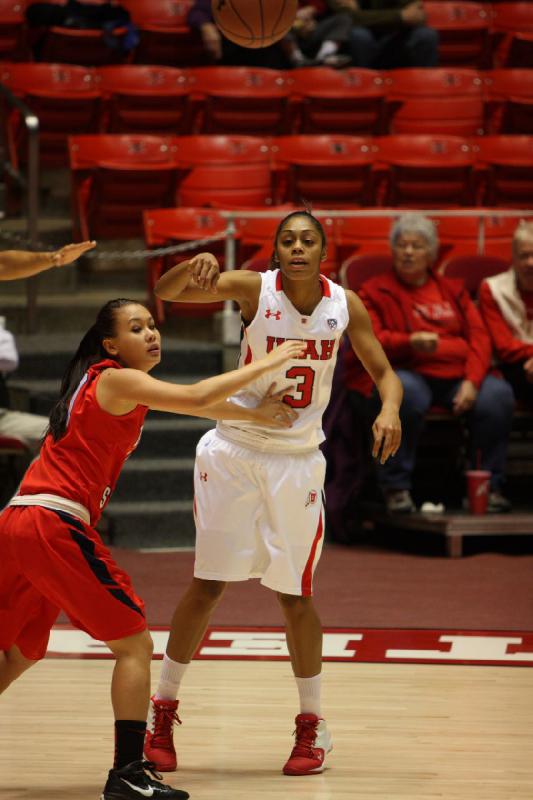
[{"xmin": 217, "ymin": 269, "xmax": 349, "ymax": 454}]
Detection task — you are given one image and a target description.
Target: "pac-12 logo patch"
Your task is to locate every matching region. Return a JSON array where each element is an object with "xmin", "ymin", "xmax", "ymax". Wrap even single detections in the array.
[
  {"xmin": 327, "ymin": 318, "xmax": 337, "ymax": 329},
  {"xmin": 305, "ymin": 490, "xmax": 318, "ymax": 507}
]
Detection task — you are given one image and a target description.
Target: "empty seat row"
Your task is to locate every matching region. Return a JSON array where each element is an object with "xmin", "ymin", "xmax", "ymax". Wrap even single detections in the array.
[
  {"xmin": 142, "ymin": 205, "xmax": 524, "ymax": 321},
  {"xmin": 2, "ymin": 64, "xmax": 533, "ymax": 175},
  {"xmin": 0, "ymin": 1, "xmax": 532, "ymax": 68},
  {"xmin": 66, "ymin": 133, "xmax": 533, "ymax": 242}
]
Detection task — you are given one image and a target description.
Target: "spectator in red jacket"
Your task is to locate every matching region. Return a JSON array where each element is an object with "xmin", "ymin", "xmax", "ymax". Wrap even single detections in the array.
[
  {"xmin": 344, "ymin": 213, "xmax": 514, "ymax": 513},
  {"xmin": 479, "ymin": 220, "xmax": 533, "ymax": 408}
]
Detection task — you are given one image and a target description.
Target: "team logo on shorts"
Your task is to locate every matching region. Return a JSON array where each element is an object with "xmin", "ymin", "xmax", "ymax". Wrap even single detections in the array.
[
  {"xmin": 305, "ymin": 490, "xmax": 318, "ymax": 507},
  {"xmin": 327, "ymin": 318, "xmax": 338, "ymax": 329}
]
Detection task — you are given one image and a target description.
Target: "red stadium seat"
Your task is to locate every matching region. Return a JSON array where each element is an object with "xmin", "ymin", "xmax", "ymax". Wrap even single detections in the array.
[
  {"xmin": 423, "ymin": 2, "xmax": 491, "ymax": 67},
  {"xmin": 173, "ymin": 134, "xmax": 273, "ymax": 206},
  {"xmin": 97, "ymin": 65, "xmax": 193, "ymax": 133},
  {"xmin": 440, "ymin": 253, "xmax": 509, "ymax": 296},
  {"xmin": 374, "ymin": 135, "xmax": 476, "ymax": 207},
  {"xmin": 189, "ymin": 67, "xmax": 292, "ymax": 135},
  {"xmin": 473, "ymin": 135, "xmax": 533, "ymax": 207},
  {"xmin": 340, "ymin": 253, "xmax": 394, "ymax": 292},
  {"xmin": 177, "ymin": 163, "xmax": 273, "ymax": 208},
  {"xmin": 69, "ymin": 134, "xmax": 181, "ymax": 238},
  {"xmin": 0, "ymin": 0, "xmax": 29, "ymax": 60},
  {"xmin": 143, "ymin": 206, "xmax": 231, "ymax": 321},
  {"xmin": 122, "ymin": 0, "xmax": 205, "ymax": 66},
  {"xmin": 435, "ymin": 211, "xmax": 521, "ymax": 259},
  {"xmin": 289, "ymin": 67, "xmax": 385, "ymax": 135},
  {"xmin": 271, "ymin": 135, "xmax": 376, "ymax": 207},
  {"xmin": 334, "ymin": 214, "xmax": 394, "ymax": 262},
  {"xmin": 0, "ymin": 62, "xmax": 101, "ymax": 168},
  {"xmin": 383, "ymin": 68, "xmax": 485, "ymax": 136},
  {"xmin": 36, "ymin": 26, "xmax": 129, "ymax": 66},
  {"xmin": 174, "ymin": 134, "xmax": 271, "ymax": 165},
  {"xmin": 491, "ymin": 2, "xmax": 533, "ymax": 67},
  {"xmin": 484, "ymin": 70, "xmax": 533, "ymax": 134}
]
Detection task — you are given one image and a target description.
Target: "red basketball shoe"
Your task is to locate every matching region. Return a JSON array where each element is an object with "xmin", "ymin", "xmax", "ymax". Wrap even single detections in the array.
[
  {"xmin": 283, "ymin": 713, "xmax": 332, "ymax": 776},
  {"xmin": 144, "ymin": 696, "xmax": 181, "ymax": 772}
]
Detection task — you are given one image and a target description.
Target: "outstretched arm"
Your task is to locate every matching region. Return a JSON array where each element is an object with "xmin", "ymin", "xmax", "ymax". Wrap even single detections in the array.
[
  {"xmin": 97, "ymin": 340, "xmax": 304, "ymax": 421},
  {"xmin": 0, "ymin": 241, "xmax": 96, "ymax": 281},
  {"xmin": 345, "ymin": 290, "xmax": 403, "ymax": 463}
]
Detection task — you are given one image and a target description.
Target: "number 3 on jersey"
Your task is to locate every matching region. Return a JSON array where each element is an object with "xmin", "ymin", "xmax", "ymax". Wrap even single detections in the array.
[{"xmin": 283, "ymin": 366, "xmax": 316, "ymax": 408}]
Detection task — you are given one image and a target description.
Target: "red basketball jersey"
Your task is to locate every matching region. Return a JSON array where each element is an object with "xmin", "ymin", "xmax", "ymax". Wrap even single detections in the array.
[{"xmin": 19, "ymin": 359, "xmax": 148, "ymax": 524}]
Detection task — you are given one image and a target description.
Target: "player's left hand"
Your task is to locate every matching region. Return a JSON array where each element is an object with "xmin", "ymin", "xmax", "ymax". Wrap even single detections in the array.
[
  {"xmin": 255, "ymin": 383, "xmax": 298, "ymax": 429},
  {"xmin": 372, "ymin": 406, "xmax": 401, "ymax": 464},
  {"xmin": 50, "ymin": 240, "xmax": 96, "ymax": 267}
]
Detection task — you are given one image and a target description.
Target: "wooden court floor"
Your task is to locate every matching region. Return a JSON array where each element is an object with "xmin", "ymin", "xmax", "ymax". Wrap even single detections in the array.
[{"xmin": 1, "ymin": 658, "xmax": 532, "ymax": 800}]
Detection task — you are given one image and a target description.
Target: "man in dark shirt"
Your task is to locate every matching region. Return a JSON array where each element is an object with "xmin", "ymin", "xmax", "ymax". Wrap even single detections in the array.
[{"xmin": 328, "ymin": 0, "xmax": 438, "ymax": 68}]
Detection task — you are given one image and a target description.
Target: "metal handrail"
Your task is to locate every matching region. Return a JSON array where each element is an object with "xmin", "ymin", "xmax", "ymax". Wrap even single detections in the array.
[{"xmin": 0, "ymin": 81, "xmax": 40, "ymax": 332}]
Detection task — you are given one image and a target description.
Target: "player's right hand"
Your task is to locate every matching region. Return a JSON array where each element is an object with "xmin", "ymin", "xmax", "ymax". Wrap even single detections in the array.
[
  {"xmin": 187, "ymin": 252, "xmax": 220, "ymax": 292},
  {"xmin": 263, "ymin": 339, "xmax": 305, "ymax": 368},
  {"xmin": 254, "ymin": 383, "xmax": 298, "ymax": 428}
]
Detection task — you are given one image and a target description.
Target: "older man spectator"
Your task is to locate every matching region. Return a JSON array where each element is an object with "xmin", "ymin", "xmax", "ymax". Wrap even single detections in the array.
[
  {"xmin": 344, "ymin": 214, "xmax": 514, "ymax": 513},
  {"xmin": 479, "ymin": 221, "xmax": 533, "ymax": 408},
  {"xmin": 328, "ymin": 0, "xmax": 439, "ymax": 68}
]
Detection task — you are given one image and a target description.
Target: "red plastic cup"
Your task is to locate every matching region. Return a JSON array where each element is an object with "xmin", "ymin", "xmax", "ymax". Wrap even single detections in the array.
[{"xmin": 466, "ymin": 470, "xmax": 491, "ymax": 514}]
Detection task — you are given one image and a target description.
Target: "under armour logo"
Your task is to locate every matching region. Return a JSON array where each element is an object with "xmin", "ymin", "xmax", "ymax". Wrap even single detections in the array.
[
  {"xmin": 200, "ymin": 472, "xmax": 208, "ymax": 482},
  {"xmin": 265, "ymin": 309, "xmax": 281, "ymax": 320},
  {"xmin": 327, "ymin": 318, "xmax": 337, "ymax": 329}
]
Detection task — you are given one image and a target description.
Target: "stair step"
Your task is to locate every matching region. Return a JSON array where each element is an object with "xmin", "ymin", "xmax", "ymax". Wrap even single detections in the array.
[
  {"xmin": 104, "ymin": 499, "xmax": 195, "ymax": 548},
  {"xmin": 114, "ymin": 457, "xmax": 195, "ymax": 500}
]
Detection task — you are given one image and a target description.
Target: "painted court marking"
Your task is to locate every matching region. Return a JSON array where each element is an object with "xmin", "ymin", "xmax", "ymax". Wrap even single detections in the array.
[{"xmin": 47, "ymin": 626, "xmax": 533, "ymax": 666}]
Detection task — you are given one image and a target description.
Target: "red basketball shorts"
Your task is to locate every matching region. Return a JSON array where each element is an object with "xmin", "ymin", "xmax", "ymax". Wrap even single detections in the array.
[{"xmin": 0, "ymin": 505, "xmax": 146, "ymax": 660}]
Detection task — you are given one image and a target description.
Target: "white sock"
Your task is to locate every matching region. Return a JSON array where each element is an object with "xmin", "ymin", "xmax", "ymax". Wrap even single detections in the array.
[
  {"xmin": 155, "ymin": 654, "xmax": 189, "ymax": 701},
  {"xmin": 295, "ymin": 673, "xmax": 322, "ymax": 717},
  {"xmin": 315, "ymin": 41, "xmax": 337, "ymax": 61}
]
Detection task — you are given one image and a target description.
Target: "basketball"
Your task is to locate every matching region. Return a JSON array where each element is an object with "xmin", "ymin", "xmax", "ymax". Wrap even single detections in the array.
[{"xmin": 211, "ymin": 0, "xmax": 298, "ymax": 49}]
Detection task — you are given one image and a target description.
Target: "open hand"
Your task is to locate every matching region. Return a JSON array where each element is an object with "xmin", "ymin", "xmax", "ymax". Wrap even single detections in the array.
[
  {"xmin": 452, "ymin": 379, "xmax": 477, "ymax": 415},
  {"xmin": 263, "ymin": 339, "xmax": 305, "ymax": 368},
  {"xmin": 372, "ymin": 406, "xmax": 402, "ymax": 464},
  {"xmin": 51, "ymin": 240, "xmax": 96, "ymax": 267},
  {"xmin": 254, "ymin": 383, "xmax": 298, "ymax": 428}
]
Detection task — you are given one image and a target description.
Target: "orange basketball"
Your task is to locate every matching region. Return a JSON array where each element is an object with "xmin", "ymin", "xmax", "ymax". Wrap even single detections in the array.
[{"xmin": 211, "ymin": 0, "xmax": 298, "ymax": 49}]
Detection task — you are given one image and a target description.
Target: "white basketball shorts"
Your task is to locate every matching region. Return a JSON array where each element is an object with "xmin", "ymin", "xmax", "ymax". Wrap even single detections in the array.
[{"xmin": 193, "ymin": 430, "xmax": 326, "ymax": 596}]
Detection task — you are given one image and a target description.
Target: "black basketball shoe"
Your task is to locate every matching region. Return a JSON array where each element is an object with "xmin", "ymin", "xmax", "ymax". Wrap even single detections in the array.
[{"xmin": 100, "ymin": 760, "xmax": 189, "ymax": 799}]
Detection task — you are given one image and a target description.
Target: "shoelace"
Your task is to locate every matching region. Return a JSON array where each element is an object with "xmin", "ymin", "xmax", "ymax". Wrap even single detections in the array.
[
  {"xmin": 141, "ymin": 760, "xmax": 164, "ymax": 782},
  {"xmin": 290, "ymin": 719, "xmax": 318, "ymax": 758},
  {"xmin": 151, "ymin": 706, "xmax": 182, "ymax": 748}
]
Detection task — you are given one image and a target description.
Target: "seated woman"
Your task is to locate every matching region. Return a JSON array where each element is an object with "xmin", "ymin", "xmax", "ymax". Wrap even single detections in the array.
[
  {"xmin": 479, "ymin": 220, "xmax": 533, "ymax": 409},
  {"xmin": 344, "ymin": 213, "xmax": 514, "ymax": 513}
]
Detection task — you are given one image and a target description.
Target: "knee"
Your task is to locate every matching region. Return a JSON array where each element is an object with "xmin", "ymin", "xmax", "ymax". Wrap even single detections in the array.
[
  {"xmin": 349, "ymin": 26, "xmax": 375, "ymax": 47},
  {"xmin": 277, "ymin": 592, "xmax": 312, "ymax": 617},
  {"xmin": 477, "ymin": 377, "xmax": 515, "ymax": 420},
  {"xmin": 398, "ymin": 372, "xmax": 430, "ymax": 417},
  {"xmin": 190, "ymin": 578, "xmax": 227, "ymax": 607},
  {"xmin": 412, "ymin": 26, "xmax": 439, "ymax": 48},
  {"xmin": 107, "ymin": 628, "xmax": 154, "ymax": 663}
]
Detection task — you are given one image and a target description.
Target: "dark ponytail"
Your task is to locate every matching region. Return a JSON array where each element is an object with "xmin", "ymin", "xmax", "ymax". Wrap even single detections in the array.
[
  {"xmin": 47, "ymin": 298, "xmax": 137, "ymax": 441},
  {"xmin": 270, "ymin": 206, "xmax": 327, "ymax": 269}
]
